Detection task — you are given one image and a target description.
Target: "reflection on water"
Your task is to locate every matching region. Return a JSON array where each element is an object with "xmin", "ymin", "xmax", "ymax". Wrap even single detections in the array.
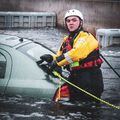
[{"xmin": 0, "ymin": 28, "xmax": 120, "ymax": 120}]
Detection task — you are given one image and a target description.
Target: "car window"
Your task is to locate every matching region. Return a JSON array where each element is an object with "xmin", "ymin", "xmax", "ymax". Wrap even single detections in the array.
[
  {"xmin": 17, "ymin": 42, "xmax": 53, "ymax": 61},
  {"xmin": 0, "ymin": 53, "xmax": 6, "ymax": 78}
]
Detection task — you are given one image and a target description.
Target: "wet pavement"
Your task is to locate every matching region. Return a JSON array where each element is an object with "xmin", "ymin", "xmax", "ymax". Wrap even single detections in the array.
[{"xmin": 0, "ymin": 28, "xmax": 120, "ymax": 120}]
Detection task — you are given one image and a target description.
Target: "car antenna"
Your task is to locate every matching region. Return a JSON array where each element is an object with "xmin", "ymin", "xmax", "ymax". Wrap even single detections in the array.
[{"xmin": 19, "ymin": 38, "xmax": 23, "ymax": 42}]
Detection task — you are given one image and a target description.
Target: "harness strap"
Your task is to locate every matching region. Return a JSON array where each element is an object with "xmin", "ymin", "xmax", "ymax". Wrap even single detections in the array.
[
  {"xmin": 71, "ymin": 58, "xmax": 103, "ymax": 70},
  {"xmin": 70, "ymin": 48, "xmax": 103, "ymax": 70}
]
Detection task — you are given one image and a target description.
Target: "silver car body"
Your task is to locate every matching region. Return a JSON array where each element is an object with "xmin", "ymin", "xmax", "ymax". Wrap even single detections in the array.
[{"xmin": 0, "ymin": 34, "xmax": 61, "ymax": 99}]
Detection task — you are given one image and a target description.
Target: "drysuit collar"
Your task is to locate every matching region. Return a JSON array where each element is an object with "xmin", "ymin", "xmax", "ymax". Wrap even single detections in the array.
[{"xmin": 69, "ymin": 27, "xmax": 83, "ymax": 38}]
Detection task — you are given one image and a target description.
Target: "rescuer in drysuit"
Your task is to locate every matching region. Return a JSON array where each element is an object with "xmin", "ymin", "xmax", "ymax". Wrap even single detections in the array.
[{"xmin": 40, "ymin": 9, "xmax": 104, "ymax": 102}]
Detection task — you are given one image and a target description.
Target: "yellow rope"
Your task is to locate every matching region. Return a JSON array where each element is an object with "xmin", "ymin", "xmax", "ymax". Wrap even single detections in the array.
[
  {"xmin": 57, "ymin": 78, "xmax": 61, "ymax": 102},
  {"xmin": 53, "ymin": 71, "xmax": 120, "ymax": 110}
]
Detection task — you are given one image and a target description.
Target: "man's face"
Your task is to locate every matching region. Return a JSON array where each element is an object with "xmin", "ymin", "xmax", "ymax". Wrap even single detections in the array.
[{"xmin": 66, "ymin": 16, "xmax": 81, "ymax": 32}]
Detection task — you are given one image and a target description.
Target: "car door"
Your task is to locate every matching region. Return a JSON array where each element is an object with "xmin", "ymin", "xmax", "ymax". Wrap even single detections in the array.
[{"xmin": 0, "ymin": 47, "xmax": 12, "ymax": 94}]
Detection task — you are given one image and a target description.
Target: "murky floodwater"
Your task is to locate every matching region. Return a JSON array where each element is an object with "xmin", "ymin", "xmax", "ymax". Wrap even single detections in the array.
[
  {"xmin": 0, "ymin": 28, "xmax": 120, "ymax": 120},
  {"xmin": 0, "ymin": 95, "xmax": 119, "ymax": 120}
]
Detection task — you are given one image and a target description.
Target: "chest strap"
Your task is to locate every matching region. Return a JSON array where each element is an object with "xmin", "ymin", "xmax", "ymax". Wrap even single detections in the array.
[{"xmin": 70, "ymin": 58, "xmax": 103, "ymax": 70}]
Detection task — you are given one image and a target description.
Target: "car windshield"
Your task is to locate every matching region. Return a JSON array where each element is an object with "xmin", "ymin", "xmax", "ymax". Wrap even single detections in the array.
[{"xmin": 17, "ymin": 42, "xmax": 53, "ymax": 61}]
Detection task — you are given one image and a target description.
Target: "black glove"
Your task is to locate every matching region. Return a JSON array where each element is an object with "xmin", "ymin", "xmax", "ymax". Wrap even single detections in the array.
[
  {"xmin": 48, "ymin": 60, "xmax": 62, "ymax": 75},
  {"xmin": 63, "ymin": 65, "xmax": 70, "ymax": 71},
  {"xmin": 40, "ymin": 60, "xmax": 62, "ymax": 77},
  {"xmin": 48, "ymin": 60, "xmax": 58, "ymax": 72},
  {"xmin": 40, "ymin": 54, "xmax": 53, "ymax": 63}
]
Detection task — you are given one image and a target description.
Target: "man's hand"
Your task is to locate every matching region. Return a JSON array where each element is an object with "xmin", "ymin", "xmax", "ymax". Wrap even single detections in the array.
[
  {"xmin": 48, "ymin": 61, "xmax": 62, "ymax": 75},
  {"xmin": 48, "ymin": 60, "xmax": 57, "ymax": 71},
  {"xmin": 40, "ymin": 60, "xmax": 62, "ymax": 77},
  {"xmin": 40, "ymin": 54, "xmax": 53, "ymax": 63}
]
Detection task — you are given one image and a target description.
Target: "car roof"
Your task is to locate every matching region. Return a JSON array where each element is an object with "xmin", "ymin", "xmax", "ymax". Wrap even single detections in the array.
[{"xmin": 0, "ymin": 34, "xmax": 32, "ymax": 48}]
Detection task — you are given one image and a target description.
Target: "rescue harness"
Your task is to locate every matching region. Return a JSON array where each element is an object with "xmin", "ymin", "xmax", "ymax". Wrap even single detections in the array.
[{"xmin": 62, "ymin": 36, "xmax": 103, "ymax": 70}]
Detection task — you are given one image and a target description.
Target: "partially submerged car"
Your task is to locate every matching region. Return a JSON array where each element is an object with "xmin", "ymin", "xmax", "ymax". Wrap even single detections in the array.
[{"xmin": 0, "ymin": 34, "xmax": 66, "ymax": 100}]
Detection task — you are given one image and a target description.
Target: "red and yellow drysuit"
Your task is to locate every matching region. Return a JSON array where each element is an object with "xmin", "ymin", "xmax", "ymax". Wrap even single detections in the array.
[
  {"xmin": 53, "ymin": 31, "xmax": 104, "ymax": 102},
  {"xmin": 53, "ymin": 31, "xmax": 103, "ymax": 69}
]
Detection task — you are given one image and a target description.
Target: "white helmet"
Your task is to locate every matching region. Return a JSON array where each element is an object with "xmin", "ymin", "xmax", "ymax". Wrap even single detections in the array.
[{"xmin": 64, "ymin": 9, "xmax": 84, "ymax": 21}]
